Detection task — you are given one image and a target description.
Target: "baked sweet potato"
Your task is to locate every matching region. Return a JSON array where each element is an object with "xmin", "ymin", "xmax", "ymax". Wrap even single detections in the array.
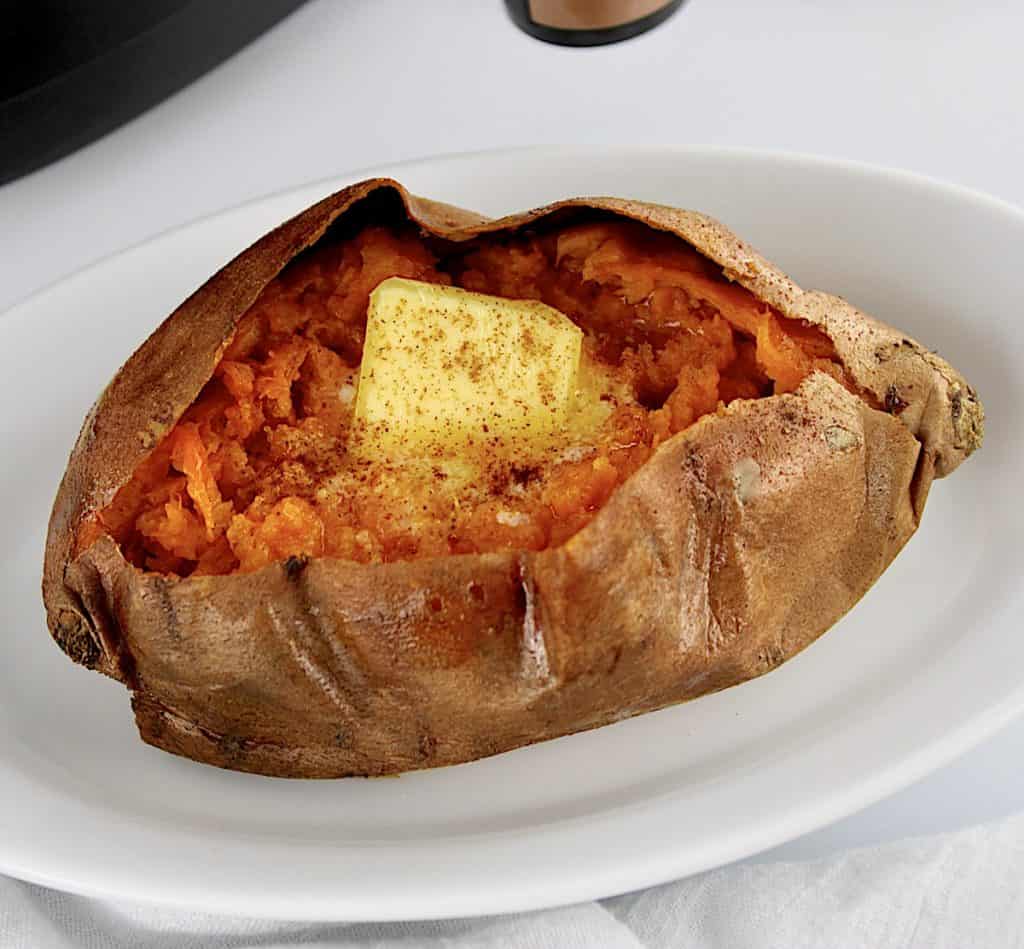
[{"xmin": 42, "ymin": 179, "xmax": 984, "ymax": 777}]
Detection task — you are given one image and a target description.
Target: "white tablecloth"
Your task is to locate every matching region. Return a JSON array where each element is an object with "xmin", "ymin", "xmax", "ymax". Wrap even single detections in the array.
[
  {"xmin": 4, "ymin": 812, "xmax": 1022, "ymax": 948},
  {"xmin": 3, "ymin": 0, "xmax": 1023, "ymax": 941}
]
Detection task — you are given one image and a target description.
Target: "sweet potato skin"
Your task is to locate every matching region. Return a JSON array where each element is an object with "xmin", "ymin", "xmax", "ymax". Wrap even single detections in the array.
[{"xmin": 42, "ymin": 180, "xmax": 983, "ymax": 777}]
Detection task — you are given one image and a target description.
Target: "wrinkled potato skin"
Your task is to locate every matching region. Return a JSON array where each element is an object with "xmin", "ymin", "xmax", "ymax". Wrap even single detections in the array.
[{"xmin": 42, "ymin": 180, "xmax": 983, "ymax": 777}]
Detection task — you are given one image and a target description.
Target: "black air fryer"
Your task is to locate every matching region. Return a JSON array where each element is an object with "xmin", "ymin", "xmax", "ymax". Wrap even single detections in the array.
[{"xmin": 0, "ymin": 0, "xmax": 307, "ymax": 185}]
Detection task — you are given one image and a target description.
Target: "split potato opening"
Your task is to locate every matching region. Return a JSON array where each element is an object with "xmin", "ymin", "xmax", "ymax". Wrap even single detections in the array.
[{"xmin": 93, "ymin": 215, "xmax": 851, "ymax": 576}]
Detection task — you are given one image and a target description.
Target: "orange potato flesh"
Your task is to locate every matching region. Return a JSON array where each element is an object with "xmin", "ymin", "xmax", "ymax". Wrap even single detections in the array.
[{"xmin": 96, "ymin": 221, "xmax": 849, "ymax": 575}]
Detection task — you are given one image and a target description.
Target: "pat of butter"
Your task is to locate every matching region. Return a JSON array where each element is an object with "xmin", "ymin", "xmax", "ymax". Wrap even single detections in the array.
[{"xmin": 353, "ymin": 278, "xmax": 583, "ymax": 458}]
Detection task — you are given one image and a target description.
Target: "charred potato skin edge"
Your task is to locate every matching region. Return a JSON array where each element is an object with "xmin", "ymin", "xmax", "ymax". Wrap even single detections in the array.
[{"xmin": 42, "ymin": 179, "xmax": 983, "ymax": 777}]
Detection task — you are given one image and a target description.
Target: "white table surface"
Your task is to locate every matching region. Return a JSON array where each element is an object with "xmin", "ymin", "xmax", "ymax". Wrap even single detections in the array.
[{"xmin": 2, "ymin": 0, "xmax": 1021, "ymax": 877}]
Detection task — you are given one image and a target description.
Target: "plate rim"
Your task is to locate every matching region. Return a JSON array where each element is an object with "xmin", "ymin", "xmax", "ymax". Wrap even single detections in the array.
[
  {"xmin": 3, "ymin": 143, "xmax": 1023, "ymax": 920},
  {"xmin": 5, "ymin": 142, "xmax": 1024, "ymax": 320}
]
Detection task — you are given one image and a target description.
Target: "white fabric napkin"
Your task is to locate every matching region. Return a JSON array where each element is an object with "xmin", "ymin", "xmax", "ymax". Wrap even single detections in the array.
[{"xmin": 3, "ymin": 811, "xmax": 1022, "ymax": 949}]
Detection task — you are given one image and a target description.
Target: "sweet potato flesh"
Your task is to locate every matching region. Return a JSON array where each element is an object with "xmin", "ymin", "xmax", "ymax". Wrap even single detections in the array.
[{"xmin": 97, "ymin": 220, "xmax": 848, "ymax": 575}]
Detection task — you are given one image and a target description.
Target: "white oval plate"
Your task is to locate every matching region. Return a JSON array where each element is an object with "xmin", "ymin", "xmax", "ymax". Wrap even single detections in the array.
[{"xmin": 1, "ymin": 146, "xmax": 1020, "ymax": 921}]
